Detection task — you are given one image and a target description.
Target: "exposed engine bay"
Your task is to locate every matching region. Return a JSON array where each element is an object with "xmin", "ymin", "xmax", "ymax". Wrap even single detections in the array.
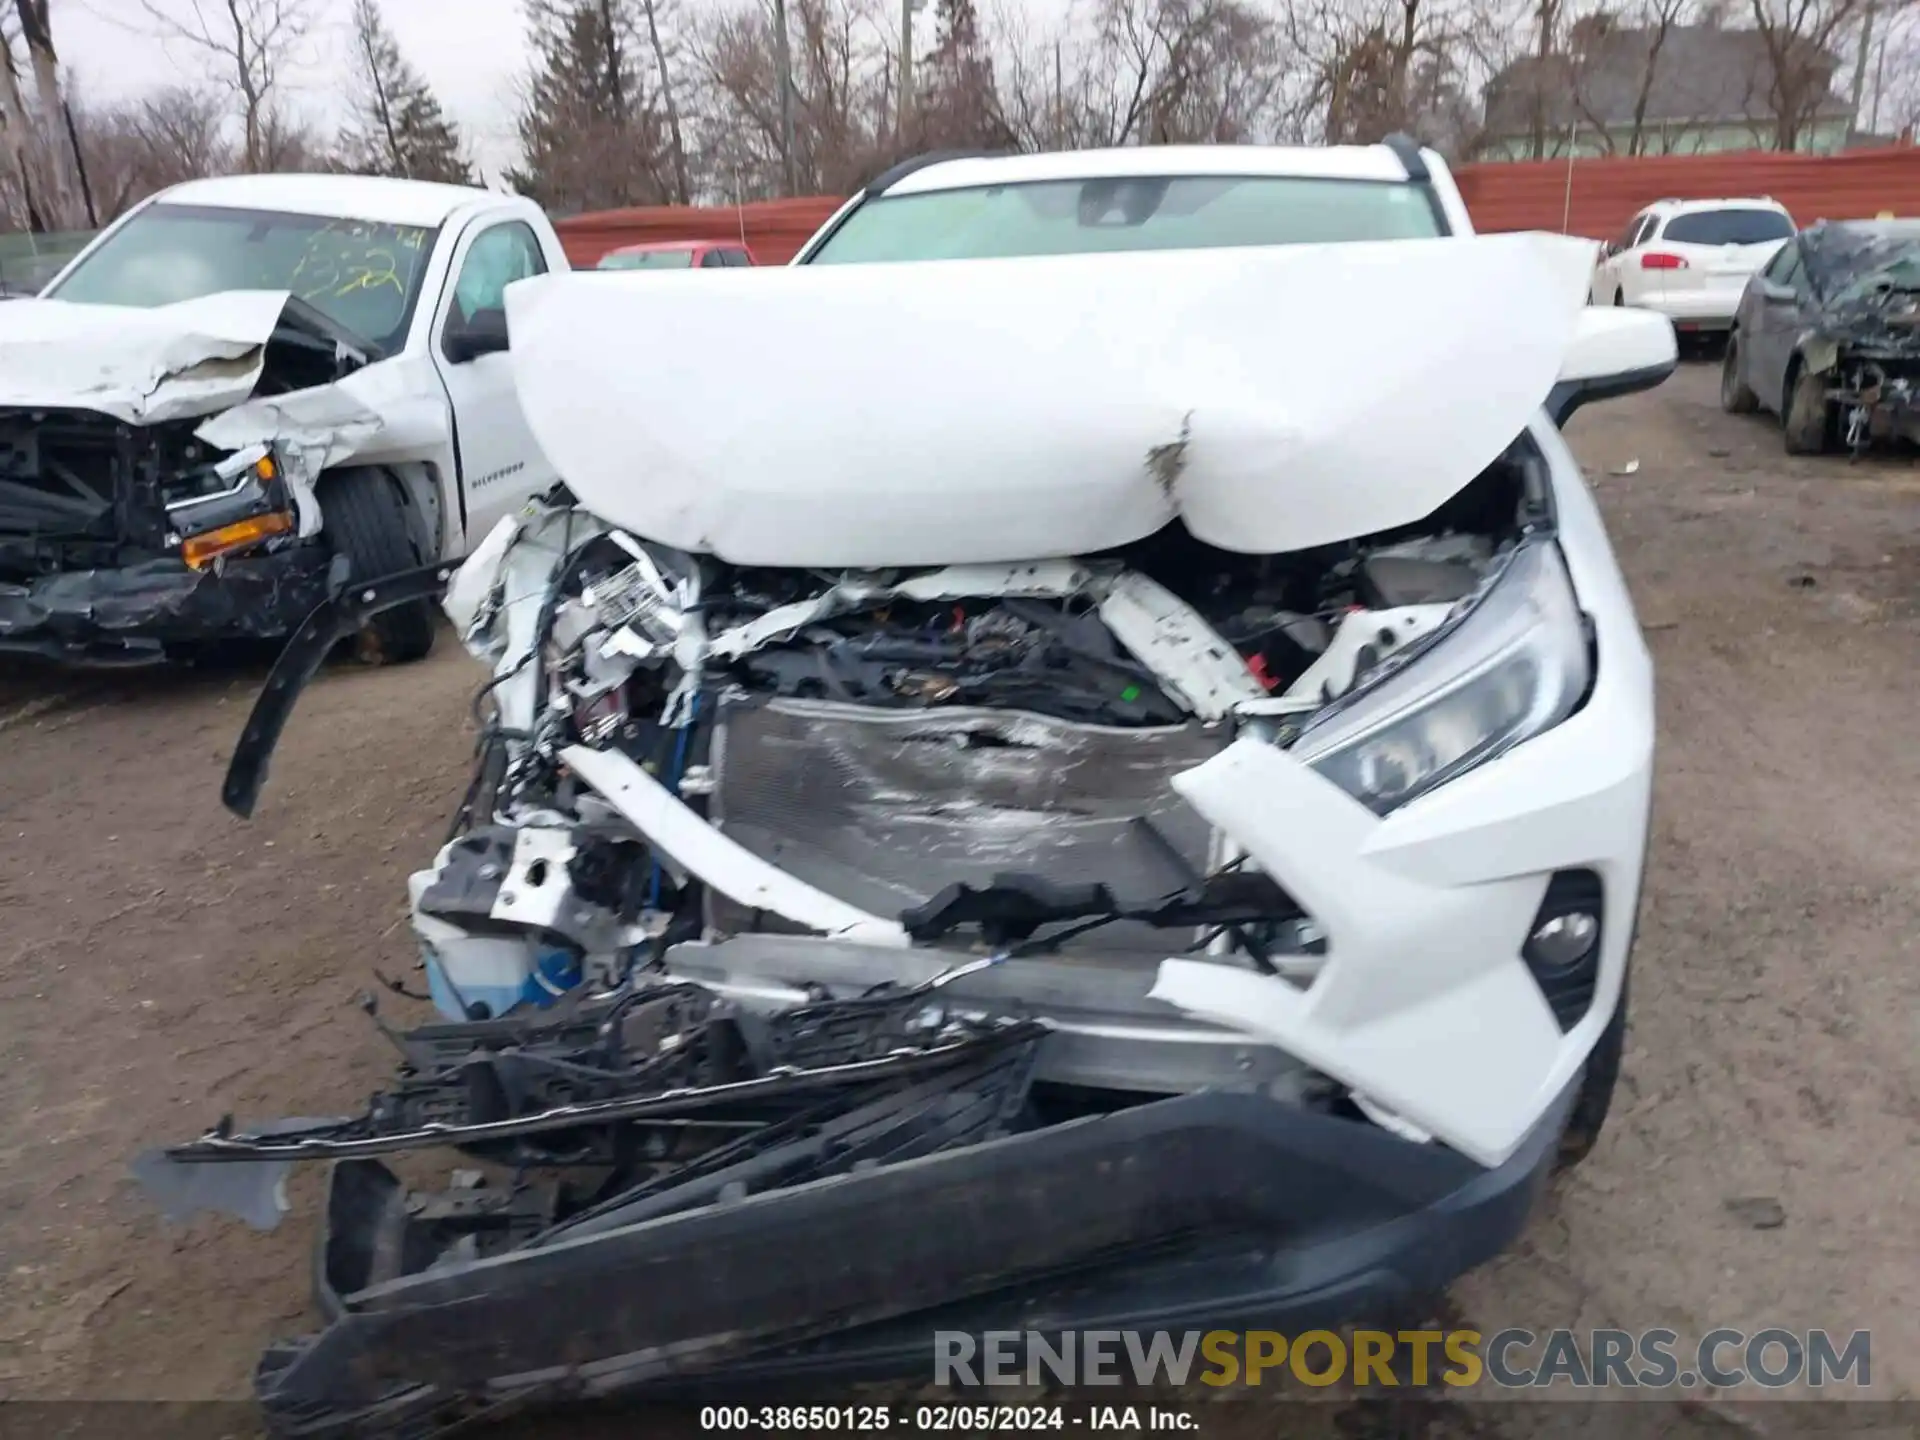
[{"xmin": 416, "ymin": 438, "xmax": 1530, "ymax": 1014}]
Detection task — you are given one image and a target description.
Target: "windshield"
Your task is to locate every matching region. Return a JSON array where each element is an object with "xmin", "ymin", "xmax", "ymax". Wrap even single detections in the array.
[
  {"xmin": 805, "ymin": 175, "xmax": 1444, "ymax": 263},
  {"xmin": 1661, "ymin": 209, "xmax": 1794, "ymax": 246},
  {"xmin": 47, "ymin": 203, "xmax": 437, "ymax": 351},
  {"xmin": 599, "ymin": 249, "xmax": 697, "ymax": 270}
]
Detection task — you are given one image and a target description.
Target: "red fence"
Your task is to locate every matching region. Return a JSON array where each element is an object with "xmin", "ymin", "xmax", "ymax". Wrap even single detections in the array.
[
  {"xmin": 550, "ymin": 146, "xmax": 1920, "ymax": 265},
  {"xmin": 1452, "ymin": 144, "xmax": 1920, "ymax": 237}
]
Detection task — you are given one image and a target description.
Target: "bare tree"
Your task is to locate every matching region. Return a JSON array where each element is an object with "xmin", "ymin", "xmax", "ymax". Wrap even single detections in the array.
[
  {"xmin": 1557, "ymin": 0, "xmax": 1704, "ymax": 157},
  {"xmin": 1866, "ymin": 3, "xmax": 1920, "ymax": 130},
  {"xmin": 0, "ymin": 23, "xmax": 47, "ymax": 229},
  {"xmin": 1748, "ymin": 0, "xmax": 1875, "ymax": 148},
  {"xmin": 1622, "ymin": 0, "xmax": 1695, "ymax": 153},
  {"xmin": 638, "ymin": 0, "xmax": 692, "ymax": 202},
  {"xmin": 1002, "ymin": 0, "xmax": 1294, "ymax": 149},
  {"xmin": 11, "ymin": 1, "xmax": 80, "ymax": 222},
  {"xmin": 137, "ymin": 0, "xmax": 317, "ymax": 172},
  {"xmin": 1294, "ymin": 0, "xmax": 1483, "ymax": 146},
  {"xmin": 0, "ymin": 86, "xmax": 237, "ymax": 231},
  {"xmin": 129, "ymin": 85, "xmax": 237, "ymax": 185},
  {"xmin": 690, "ymin": 0, "xmax": 896, "ymax": 198}
]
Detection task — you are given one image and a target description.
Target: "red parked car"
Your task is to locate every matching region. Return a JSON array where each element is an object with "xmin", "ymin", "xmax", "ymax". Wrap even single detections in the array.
[{"xmin": 595, "ymin": 239, "xmax": 758, "ymax": 270}]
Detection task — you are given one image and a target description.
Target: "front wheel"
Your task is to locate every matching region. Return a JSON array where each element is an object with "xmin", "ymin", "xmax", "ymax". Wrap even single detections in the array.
[
  {"xmin": 319, "ymin": 467, "xmax": 437, "ymax": 664},
  {"xmin": 1781, "ymin": 361, "xmax": 1836, "ymax": 456},
  {"xmin": 1720, "ymin": 335, "xmax": 1760, "ymax": 414}
]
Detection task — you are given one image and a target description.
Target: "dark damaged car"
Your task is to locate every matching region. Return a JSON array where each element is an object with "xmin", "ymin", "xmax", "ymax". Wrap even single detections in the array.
[
  {"xmin": 0, "ymin": 173, "xmax": 570, "ymax": 664},
  {"xmin": 139, "ymin": 145, "xmax": 1678, "ymax": 1435},
  {"xmin": 1722, "ymin": 216, "xmax": 1920, "ymax": 454}
]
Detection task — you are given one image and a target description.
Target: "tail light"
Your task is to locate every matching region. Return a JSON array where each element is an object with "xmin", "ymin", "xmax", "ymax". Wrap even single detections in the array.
[{"xmin": 1640, "ymin": 251, "xmax": 1688, "ymax": 270}]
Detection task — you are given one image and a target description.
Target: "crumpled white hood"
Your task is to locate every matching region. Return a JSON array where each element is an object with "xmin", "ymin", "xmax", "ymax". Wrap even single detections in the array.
[
  {"xmin": 0, "ymin": 289, "xmax": 292, "ymax": 425},
  {"xmin": 506, "ymin": 233, "xmax": 1595, "ymax": 567}
]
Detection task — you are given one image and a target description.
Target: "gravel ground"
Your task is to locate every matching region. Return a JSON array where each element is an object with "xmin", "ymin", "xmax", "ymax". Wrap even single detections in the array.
[{"xmin": 0, "ymin": 361, "xmax": 1914, "ymax": 1416}]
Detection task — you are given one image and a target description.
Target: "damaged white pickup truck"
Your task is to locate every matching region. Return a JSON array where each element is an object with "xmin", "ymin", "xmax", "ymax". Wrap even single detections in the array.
[
  {"xmin": 144, "ymin": 143, "xmax": 1677, "ymax": 1433},
  {"xmin": 0, "ymin": 173, "xmax": 564, "ymax": 663}
]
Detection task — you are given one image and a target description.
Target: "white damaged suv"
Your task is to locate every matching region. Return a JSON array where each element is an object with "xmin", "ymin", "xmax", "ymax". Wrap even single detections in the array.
[{"xmin": 183, "ymin": 140, "xmax": 1676, "ymax": 1424}]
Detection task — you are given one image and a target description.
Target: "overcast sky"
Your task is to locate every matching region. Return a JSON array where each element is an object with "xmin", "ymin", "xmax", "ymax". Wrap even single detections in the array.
[{"xmin": 60, "ymin": 0, "xmax": 964, "ymax": 181}]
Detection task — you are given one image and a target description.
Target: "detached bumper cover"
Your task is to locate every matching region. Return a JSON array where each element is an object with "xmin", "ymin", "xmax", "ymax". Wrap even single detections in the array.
[
  {"xmin": 253, "ymin": 1081, "xmax": 1574, "ymax": 1434},
  {"xmin": 0, "ymin": 547, "xmax": 336, "ymax": 660}
]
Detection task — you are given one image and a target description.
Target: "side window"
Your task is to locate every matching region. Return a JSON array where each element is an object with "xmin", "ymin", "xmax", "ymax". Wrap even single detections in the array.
[
  {"xmin": 1633, "ymin": 215, "xmax": 1660, "ymax": 246},
  {"xmin": 723, "ymin": 249, "xmax": 752, "ymax": 266},
  {"xmin": 448, "ymin": 221, "xmax": 547, "ymax": 328},
  {"xmin": 1762, "ymin": 243, "xmax": 1798, "ymax": 283},
  {"xmin": 1614, "ymin": 214, "xmax": 1647, "ymax": 252},
  {"xmin": 1782, "ymin": 248, "xmax": 1809, "ymax": 295},
  {"xmin": 699, "ymin": 248, "xmax": 729, "ymax": 268}
]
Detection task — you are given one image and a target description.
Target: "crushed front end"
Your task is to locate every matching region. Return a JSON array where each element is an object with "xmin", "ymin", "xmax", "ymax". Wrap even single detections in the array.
[
  {"xmin": 1799, "ymin": 224, "xmax": 1920, "ymax": 454},
  {"xmin": 142, "ymin": 238, "xmax": 1656, "ymax": 1435},
  {"xmin": 0, "ymin": 413, "xmax": 336, "ymax": 660},
  {"xmin": 167, "ymin": 433, "xmax": 1649, "ymax": 1435},
  {"xmin": 0, "ymin": 295, "xmax": 371, "ymax": 662}
]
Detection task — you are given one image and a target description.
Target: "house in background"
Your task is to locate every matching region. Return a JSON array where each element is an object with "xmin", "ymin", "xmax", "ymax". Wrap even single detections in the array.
[{"xmin": 1479, "ymin": 20, "xmax": 1855, "ymax": 160}]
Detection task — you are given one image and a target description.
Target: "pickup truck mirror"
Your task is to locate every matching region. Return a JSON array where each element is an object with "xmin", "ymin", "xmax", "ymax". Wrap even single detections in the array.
[{"xmin": 444, "ymin": 307, "xmax": 510, "ymax": 364}]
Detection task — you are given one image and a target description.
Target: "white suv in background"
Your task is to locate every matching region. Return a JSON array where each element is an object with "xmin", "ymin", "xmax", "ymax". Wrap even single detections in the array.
[{"xmin": 1590, "ymin": 197, "xmax": 1796, "ymax": 335}]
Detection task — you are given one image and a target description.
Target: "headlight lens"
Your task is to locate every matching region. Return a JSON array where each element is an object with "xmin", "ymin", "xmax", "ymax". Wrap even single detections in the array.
[{"xmin": 1290, "ymin": 540, "xmax": 1590, "ymax": 815}]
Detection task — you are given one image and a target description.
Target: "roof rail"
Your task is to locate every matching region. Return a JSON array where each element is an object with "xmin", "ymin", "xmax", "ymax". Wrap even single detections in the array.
[
  {"xmin": 1381, "ymin": 132, "xmax": 1429, "ymax": 183},
  {"xmin": 865, "ymin": 149, "xmax": 1000, "ymax": 196}
]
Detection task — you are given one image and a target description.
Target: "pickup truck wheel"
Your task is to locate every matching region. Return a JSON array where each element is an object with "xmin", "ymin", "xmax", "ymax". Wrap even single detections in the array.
[
  {"xmin": 1720, "ymin": 335, "xmax": 1760, "ymax": 414},
  {"xmin": 1557, "ymin": 973, "xmax": 1628, "ymax": 1169},
  {"xmin": 1781, "ymin": 360, "xmax": 1836, "ymax": 455},
  {"xmin": 320, "ymin": 466, "xmax": 437, "ymax": 665}
]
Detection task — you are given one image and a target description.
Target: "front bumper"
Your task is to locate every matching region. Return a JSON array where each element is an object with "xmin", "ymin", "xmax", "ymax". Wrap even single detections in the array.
[
  {"xmin": 0, "ymin": 547, "xmax": 337, "ymax": 663},
  {"xmin": 254, "ymin": 1079, "xmax": 1576, "ymax": 1432}
]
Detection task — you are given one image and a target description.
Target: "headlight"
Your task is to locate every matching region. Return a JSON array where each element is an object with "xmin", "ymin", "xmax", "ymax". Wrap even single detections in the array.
[{"xmin": 1290, "ymin": 540, "xmax": 1590, "ymax": 816}]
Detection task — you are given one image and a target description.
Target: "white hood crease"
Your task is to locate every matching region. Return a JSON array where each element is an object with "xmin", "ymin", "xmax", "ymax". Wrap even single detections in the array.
[
  {"xmin": 0, "ymin": 289, "xmax": 293, "ymax": 424},
  {"xmin": 505, "ymin": 232, "xmax": 1597, "ymax": 568}
]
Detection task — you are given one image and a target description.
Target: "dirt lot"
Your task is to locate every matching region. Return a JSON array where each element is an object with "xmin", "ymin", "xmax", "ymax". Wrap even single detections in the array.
[{"xmin": 0, "ymin": 361, "xmax": 1915, "ymax": 1409}]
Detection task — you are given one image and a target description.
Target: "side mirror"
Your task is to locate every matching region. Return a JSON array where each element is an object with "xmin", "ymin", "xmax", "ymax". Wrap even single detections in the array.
[
  {"xmin": 1545, "ymin": 305, "xmax": 1677, "ymax": 426},
  {"xmin": 1756, "ymin": 279, "xmax": 1795, "ymax": 304},
  {"xmin": 443, "ymin": 306, "xmax": 510, "ymax": 363}
]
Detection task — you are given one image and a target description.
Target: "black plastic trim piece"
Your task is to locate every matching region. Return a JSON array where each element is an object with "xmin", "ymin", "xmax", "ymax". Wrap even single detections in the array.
[
  {"xmin": 1381, "ymin": 132, "xmax": 1430, "ymax": 183},
  {"xmin": 255, "ymin": 1082, "xmax": 1576, "ymax": 1429},
  {"xmin": 222, "ymin": 562, "xmax": 458, "ymax": 819},
  {"xmin": 1546, "ymin": 359, "xmax": 1679, "ymax": 427},
  {"xmin": 865, "ymin": 149, "xmax": 1000, "ymax": 196}
]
